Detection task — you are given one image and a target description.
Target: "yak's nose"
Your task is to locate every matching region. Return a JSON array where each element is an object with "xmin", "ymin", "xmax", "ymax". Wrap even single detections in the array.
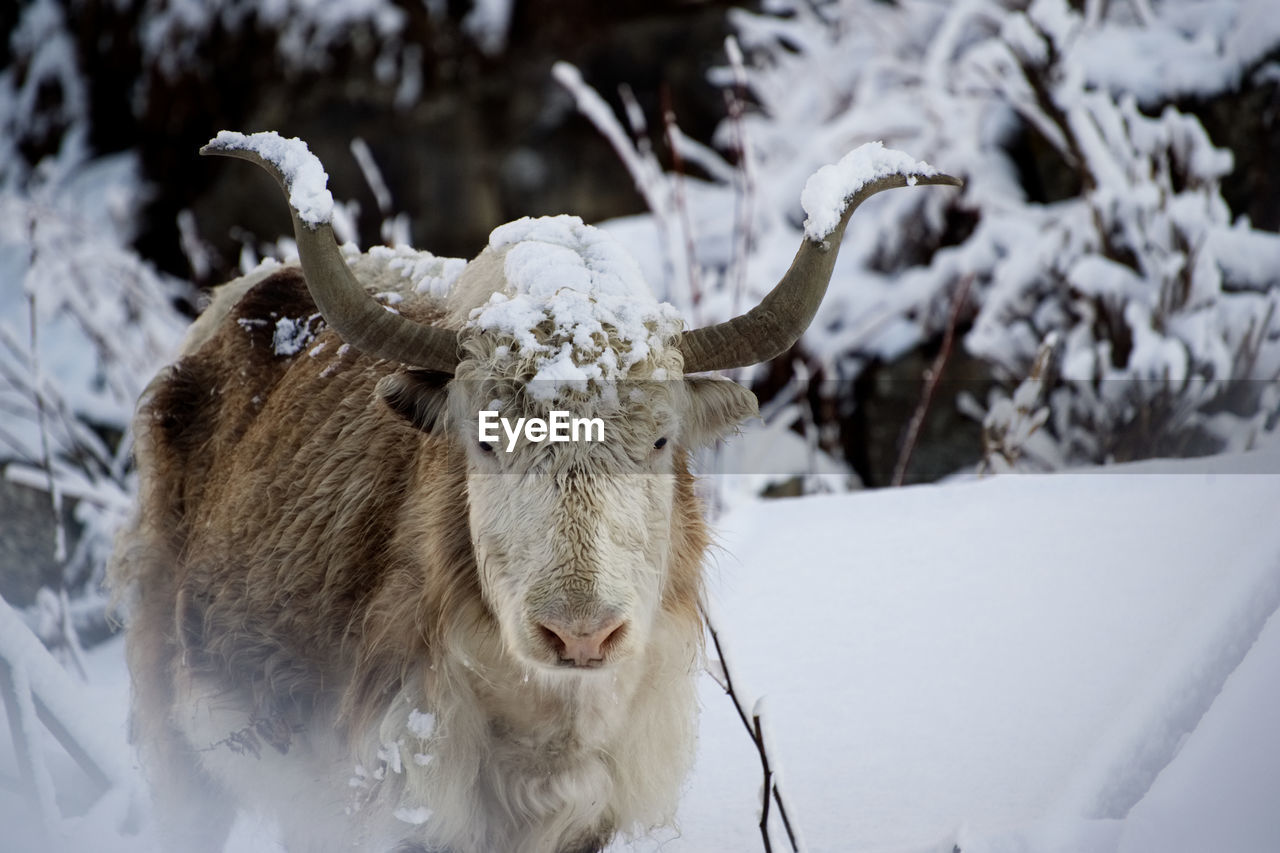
[{"xmin": 538, "ymin": 615, "xmax": 628, "ymax": 667}]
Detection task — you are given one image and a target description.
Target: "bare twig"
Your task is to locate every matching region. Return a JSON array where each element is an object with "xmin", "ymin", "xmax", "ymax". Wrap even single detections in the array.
[
  {"xmin": 56, "ymin": 588, "xmax": 88, "ymax": 680},
  {"xmin": 703, "ymin": 606, "xmax": 803, "ymax": 852},
  {"xmin": 1, "ymin": 329, "xmax": 94, "ymax": 471},
  {"xmin": 754, "ymin": 711, "xmax": 774, "ymax": 852},
  {"xmin": 795, "ymin": 0, "xmax": 837, "ymax": 28},
  {"xmin": 0, "ymin": 321, "xmax": 123, "ymax": 487},
  {"xmin": 661, "ymin": 86, "xmax": 704, "ymax": 316},
  {"xmin": 891, "ymin": 273, "xmax": 974, "ymax": 487},
  {"xmin": 350, "ymin": 137, "xmax": 393, "ymax": 216},
  {"xmin": 792, "ymin": 359, "xmax": 824, "ymax": 486},
  {"xmin": 722, "ymin": 35, "xmax": 756, "ymax": 320},
  {"xmin": 26, "ymin": 228, "xmax": 68, "ymax": 562}
]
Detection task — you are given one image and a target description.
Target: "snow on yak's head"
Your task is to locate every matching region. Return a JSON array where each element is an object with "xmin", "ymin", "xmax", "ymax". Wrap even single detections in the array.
[{"xmin": 201, "ymin": 132, "xmax": 960, "ymax": 674}]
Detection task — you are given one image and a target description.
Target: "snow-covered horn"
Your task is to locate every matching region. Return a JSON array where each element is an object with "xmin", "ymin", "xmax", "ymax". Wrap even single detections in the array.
[
  {"xmin": 200, "ymin": 137, "xmax": 461, "ymax": 374},
  {"xmin": 678, "ymin": 171, "xmax": 962, "ymax": 374}
]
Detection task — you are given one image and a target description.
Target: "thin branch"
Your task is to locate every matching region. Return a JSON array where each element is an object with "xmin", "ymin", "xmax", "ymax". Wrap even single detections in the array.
[
  {"xmin": 891, "ymin": 274, "xmax": 974, "ymax": 487},
  {"xmin": 796, "ymin": 0, "xmax": 837, "ymax": 29},
  {"xmin": 55, "ymin": 588, "xmax": 88, "ymax": 681},
  {"xmin": 660, "ymin": 85, "xmax": 703, "ymax": 316},
  {"xmin": 723, "ymin": 35, "xmax": 756, "ymax": 320},
  {"xmin": 754, "ymin": 711, "xmax": 774, "ymax": 853},
  {"xmin": 703, "ymin": 606, "xmax": 803, "ymax": 852},
  {"xmin": 350, "ymin": 137, "xmax": 393, "ymax": 216},
  {"xmin": 0, "ymin": 323, "xmax": 120, "ymax": 484},
  {"xmin": 26, "ymin": 231, "xmax": 68, "ymax": 563}
]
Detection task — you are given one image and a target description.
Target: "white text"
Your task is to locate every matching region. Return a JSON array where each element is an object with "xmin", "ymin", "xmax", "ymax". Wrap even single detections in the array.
[{"xmin": 478, "ymin": 411, "xmax": 605, "ymax": 451}]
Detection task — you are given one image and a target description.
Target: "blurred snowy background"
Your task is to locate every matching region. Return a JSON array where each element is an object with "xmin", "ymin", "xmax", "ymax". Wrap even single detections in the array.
[{"xmin": 1, "ymin": 0, "xmax": 1279, "ymax": 851}]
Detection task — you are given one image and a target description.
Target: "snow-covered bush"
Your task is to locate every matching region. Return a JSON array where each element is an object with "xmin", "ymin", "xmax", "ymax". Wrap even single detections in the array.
[
  {"xmin": 1, "ymin": 0, "xmax": 191, "ymax": 630},
  {"xmin": 139, "ymin": 0, "xmax": 416, "ymax": 91},
  {"xmin": 1, "ymin": 0, "xmax": 89, "ymax": 186},
  {"xmin": 964, "ymin": 0, "xmax": 1280, "ymax": 466},
  {"xmin": 584, "ymin": 0, "xmax": 1280, "ymax": 474},
  {"xmin": 0, "ymin": 152, "xmax": 190, "ymax": 608}
]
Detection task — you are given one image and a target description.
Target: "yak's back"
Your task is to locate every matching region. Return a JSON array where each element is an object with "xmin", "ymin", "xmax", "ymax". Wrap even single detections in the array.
[
  {"xmin": 140, "ymin": 269, "xmax": 320, "ymax": 535},
  {"xmin": 116, "ymin": 261, "xmax": 454, "ymax": 721},
  {"xmin": 136, "ymin": 260, "xmax": 452, "ymax": 539}
]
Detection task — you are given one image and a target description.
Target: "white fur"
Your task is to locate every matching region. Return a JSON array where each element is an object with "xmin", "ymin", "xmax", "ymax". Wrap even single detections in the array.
[
  {"xmin": 173, "ymin": 674, "xmax": 362, "ymax": 851},
  {"xmin": 173, "ymin": 604, "xmax": 699, "ymax": 853},
  {"xmin": 361, "ymin": 607, "xmax": 699, "ymax": 853}
]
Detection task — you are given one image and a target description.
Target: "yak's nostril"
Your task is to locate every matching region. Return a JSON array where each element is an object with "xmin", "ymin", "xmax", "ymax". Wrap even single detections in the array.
[
  {"xmin": 538, "ymin": 623, "xmax": 566, "ymax": 657},
  {"xmin": 537, "ymin": 616, "xmax": 627, "ymax": 667},
  {"xmin": 598, "ymin": 620, "xmax": 627, "ymax": 655}
]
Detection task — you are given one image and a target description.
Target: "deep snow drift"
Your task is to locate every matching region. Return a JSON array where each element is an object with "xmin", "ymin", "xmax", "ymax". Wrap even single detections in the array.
[
  {"xmin": 4, "ymin": 445, "xmax": 1280, "ymax": 852},
  {"xmin": 633, "ymin": 447, "xmax": 1280, "ymax": 853}
]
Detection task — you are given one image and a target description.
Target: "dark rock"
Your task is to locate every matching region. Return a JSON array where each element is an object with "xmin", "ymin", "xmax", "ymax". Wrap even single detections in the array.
[
  {"xmin": 842, "ymin": 343, "xmax": 991, "ymax": 488},
  {"xmin": 0, "ymin": 478, "xmax": 74, "ymax": 608},
  {"xmin": 1180, "ymin": 49, "xmax": 1280, "ymax": 233}
]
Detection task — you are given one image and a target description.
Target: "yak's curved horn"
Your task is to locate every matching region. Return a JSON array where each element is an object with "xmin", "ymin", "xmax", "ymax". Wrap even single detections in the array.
[
  {"xmin": 679, "ymin": 172, "xmax": 962, "ymax": 374},
  {"xmin": 200, "ymin": 139, "xmax": 461, "ymax": 374}
]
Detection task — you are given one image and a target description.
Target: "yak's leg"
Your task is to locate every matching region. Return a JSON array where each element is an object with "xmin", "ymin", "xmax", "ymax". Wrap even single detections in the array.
[
  {"xmin": 144, "ymin": 726, "xmax": 236, "ymax": 853},
  {"xmin": 128, "ymin": 664, "xmax": 235, "ymax": 851},
  {"xmin": 123, "ymin": 584, "xmax": 237, "ymax": 853}
]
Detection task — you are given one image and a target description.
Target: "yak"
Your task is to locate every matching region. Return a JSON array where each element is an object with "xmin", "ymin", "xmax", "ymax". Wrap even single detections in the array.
[{"xmin": 109, "ymin": 130, "xmax": 958, "ymax": 853}]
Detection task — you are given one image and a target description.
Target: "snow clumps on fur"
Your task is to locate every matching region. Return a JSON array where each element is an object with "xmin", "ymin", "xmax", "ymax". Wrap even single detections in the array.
[{"xmin": 464, "ymin": 215, "xmax": 683, "ymax": 401}]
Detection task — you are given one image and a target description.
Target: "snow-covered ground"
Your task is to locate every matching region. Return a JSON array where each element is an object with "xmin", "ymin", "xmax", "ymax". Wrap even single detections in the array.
[
  {"xmin": 648, "ymin": 445, "xmax": 1280, "ymax": 853},
  {"xmin": 4, "ymin": 445, "xmax": 1279, "ymax": 853}
]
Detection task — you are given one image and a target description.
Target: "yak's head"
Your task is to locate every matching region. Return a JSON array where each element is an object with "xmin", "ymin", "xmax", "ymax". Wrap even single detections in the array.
[{"xmin": 202, "ymin": 135, "xmax": 959, "ymax": 674}]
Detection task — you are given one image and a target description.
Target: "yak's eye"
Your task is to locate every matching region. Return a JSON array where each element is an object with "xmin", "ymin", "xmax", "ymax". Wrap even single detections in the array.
[
  {"xmin": 479, "ymin": 441, "xmax": 495, "ymax": 453},
  {"xmin": 653, "ymin": 437, "xmax": 668, "ymax": 450}
]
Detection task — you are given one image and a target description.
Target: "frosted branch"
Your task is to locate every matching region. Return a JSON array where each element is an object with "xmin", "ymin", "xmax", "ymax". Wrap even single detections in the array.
[
  {"xmin": 891, "ymin": 274, "xmax": 974, "ymax": 486},
  {"xmin": 552, "ymin": 61, "xmax": 698, "ymax": 311},
  {"xmin": 0, "ymin": 595, "xmax": 143, "ymax": 833}
]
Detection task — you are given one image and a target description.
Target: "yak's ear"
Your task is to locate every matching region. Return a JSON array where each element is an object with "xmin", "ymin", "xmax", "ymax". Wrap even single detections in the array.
[
  {"xmin": 681, "ymin": 376, "xmax": 759, "ymax": 447},
  {"xmin": 377, "ymin": 369, "xmax": 452, "ymax": 433}
]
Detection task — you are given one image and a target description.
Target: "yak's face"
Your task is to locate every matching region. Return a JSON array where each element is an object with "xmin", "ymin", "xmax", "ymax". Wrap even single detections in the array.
[
  {"xmin": 379, "ymin": 364, "xmax": 757, "ymax": 673},
  {"xmin": 461, "ymin": 385, "xmax": 679, "ymax": 672},
  {"xmin": 373, "ymin": 218, "xmax": 765, "ymax": 672},
  {"xmin": 456, "ymin": 374, "xmax": 755, "ymax": 672}
]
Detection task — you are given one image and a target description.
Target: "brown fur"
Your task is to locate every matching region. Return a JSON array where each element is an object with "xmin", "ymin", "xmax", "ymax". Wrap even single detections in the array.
[{"xmin": 112, "ymin": 265, "xmax": 716, "ymax": 852}]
